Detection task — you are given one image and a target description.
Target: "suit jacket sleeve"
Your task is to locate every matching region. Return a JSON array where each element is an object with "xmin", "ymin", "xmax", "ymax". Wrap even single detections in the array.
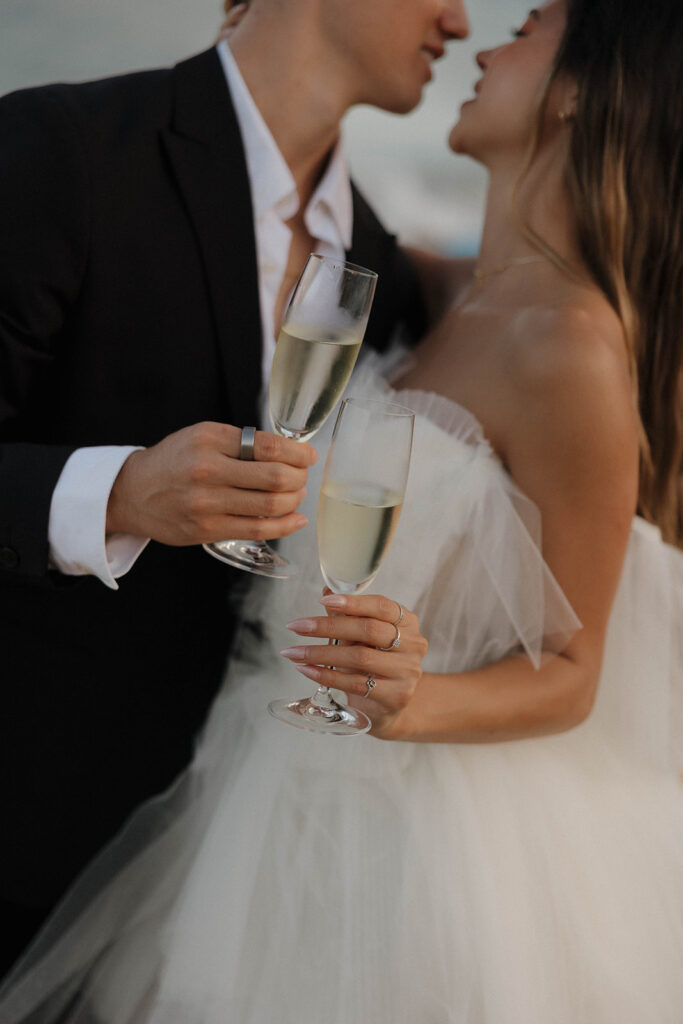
[{"xmin": 0, "ymin": 87, "xmax": 89, "ymax": 579}]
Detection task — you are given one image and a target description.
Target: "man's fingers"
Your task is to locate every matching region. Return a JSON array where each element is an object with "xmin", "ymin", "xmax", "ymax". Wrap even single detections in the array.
[
  {"xmin": 214, "ymin": 486, "xmax": 307, "ymax": 519},
  {"xmin": 224, "ymin": 460, "xmax": 310, "ymax": 492},
  {"xmin": 206, "ymin": 511, "xmax": 308, "ymax": 542},
  {"xmin": 110, "ymin": 422, "xmax": 315, "ymax": 546},
  {"xmin": 250, "ymin": 430, "xmax": 318, "ymax": 467},
  {"xmin": 195, "ymin": 422, "xmax": 317, "ymax": 468}
]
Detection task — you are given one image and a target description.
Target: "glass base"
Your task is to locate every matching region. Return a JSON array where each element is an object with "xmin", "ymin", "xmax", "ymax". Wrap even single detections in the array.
[
  {"xmin": 203, "ymin": 539, "xmax": 295, "ymax": 579},
  {"xmin": 268, "ymin": 696, "xmax": 371, "ymax": 736}
]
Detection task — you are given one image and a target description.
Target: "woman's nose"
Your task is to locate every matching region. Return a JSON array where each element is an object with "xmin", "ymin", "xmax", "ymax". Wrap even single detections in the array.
[{"xmin": 475, "ymin": 48, "xmax": 493, "ymax": 72}]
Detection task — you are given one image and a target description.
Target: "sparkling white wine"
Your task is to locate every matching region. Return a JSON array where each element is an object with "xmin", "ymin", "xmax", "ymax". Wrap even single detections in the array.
[
  {"xmin": 269, "ymin": 324, "xmax": 363, "ymax": 441},
  {"xmin": 317, "ymin": 481, "xmax": 403, "ymax": 594}
]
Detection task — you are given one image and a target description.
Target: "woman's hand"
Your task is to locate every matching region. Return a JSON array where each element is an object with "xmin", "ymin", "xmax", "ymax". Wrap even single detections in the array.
[{"xmin": 281, "ymin": 592, "xmax": 428, "ymax": 739}]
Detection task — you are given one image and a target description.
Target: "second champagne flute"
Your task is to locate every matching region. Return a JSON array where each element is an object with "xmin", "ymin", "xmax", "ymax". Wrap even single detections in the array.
[
  {"xmin": 268, "ymin": 396, "xmax": 414, "ymax": 735},
  {"xmin": 203, "ymin": 254, "xmax": 378, "ymax": 579}
]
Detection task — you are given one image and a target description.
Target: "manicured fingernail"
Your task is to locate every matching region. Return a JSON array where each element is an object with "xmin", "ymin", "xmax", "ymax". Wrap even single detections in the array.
[
  {"xmin": 280, "ymin": 647, "xmax": 306, "ymax": 661},
  {"xmin": 320, "ymin": 595, "xmax": 346, "ymax": 609},
  {"xmin": 295, "ymin": 664, "xmax": 322, "ymax": 681},
  {"xmin": 293, "ymin": 515, "xmax": 308, "ymax": 528},
  {"xmin": 285, "ymin": 619, "xmax": 317, "ymax": 633}
]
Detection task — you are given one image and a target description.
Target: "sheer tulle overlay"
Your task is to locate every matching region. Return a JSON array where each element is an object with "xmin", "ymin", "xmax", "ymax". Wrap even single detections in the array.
[{"xmin": 2, "ymin": 357, "xmax": 682, "ymax": 1024}]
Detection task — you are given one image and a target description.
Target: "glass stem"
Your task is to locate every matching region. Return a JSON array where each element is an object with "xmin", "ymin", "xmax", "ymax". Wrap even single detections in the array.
[{"xmin": 310, "ymin": 638, "xmax": 340, "ymax": 708}]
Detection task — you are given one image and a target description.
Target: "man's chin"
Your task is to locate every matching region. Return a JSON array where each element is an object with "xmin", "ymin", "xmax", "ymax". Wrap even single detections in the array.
[{"xmin": 380, "ymin": 89, "xmax": 424, "ymax": 116}]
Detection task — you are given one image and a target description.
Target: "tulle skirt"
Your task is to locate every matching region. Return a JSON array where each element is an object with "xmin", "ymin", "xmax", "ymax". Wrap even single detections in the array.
[{"xmin": 2, "ymin": 604, "xmax": 682, "ymax": 1024}]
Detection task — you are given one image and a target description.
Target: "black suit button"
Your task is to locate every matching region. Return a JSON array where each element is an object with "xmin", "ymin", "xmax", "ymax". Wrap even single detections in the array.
[{"xmin": 0, "ymin": 546, "xmax": 20, "ymax": 569}]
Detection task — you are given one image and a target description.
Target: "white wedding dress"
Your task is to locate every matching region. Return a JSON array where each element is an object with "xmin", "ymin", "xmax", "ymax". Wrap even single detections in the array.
[{"xmin": 2, "ymin": 356, "xmax": 682, "ymax": 1024}]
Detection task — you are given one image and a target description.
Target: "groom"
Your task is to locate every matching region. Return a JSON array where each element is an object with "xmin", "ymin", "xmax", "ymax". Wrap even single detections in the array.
[{"xmin": 0, "ymin": 0, "xmax": 469, "ymax": 973}]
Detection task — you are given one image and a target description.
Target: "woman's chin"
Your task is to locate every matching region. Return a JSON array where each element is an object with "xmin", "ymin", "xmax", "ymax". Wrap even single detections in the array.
[
  {"xmin": 447, "ymin": 105, "xmax": 477, "ymax": 154},
  {"xmin": 448, "ymin": 124, "xmax": 472, "ymax": 156}
]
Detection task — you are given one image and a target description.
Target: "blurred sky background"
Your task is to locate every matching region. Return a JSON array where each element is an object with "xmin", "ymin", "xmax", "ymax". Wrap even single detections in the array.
[{"xmin": 0, "ymin": 0, "xmax": 530, "ymax": 254}]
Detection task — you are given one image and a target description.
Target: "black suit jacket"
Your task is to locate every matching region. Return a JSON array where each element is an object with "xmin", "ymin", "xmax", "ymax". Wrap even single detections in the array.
[{"xmin": 0, "ymin": 48, "xmax": 425, "ymax": 908}]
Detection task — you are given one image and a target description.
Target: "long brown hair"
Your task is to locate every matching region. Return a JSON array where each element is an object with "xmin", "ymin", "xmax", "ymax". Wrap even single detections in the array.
[{"xmin": 523, "ymin": 0, "xmax": 683, "ymax": 545}]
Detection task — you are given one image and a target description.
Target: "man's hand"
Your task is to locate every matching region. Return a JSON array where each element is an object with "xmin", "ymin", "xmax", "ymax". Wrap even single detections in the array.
[{"xmin": 106, "ymin": 422, "xmax": 317, "ymax": 546}]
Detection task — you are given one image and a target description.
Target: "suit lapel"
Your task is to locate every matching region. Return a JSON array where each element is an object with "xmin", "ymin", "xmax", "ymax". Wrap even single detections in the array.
[{"xmin": 161, "ymin": 49, "xmax": 262, "ymax": 428}]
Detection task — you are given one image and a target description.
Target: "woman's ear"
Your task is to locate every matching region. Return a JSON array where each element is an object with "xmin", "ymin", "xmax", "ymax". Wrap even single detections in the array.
[{"xmin": 551, "ymin": 75, "xmax": 578, "ymax": 125}]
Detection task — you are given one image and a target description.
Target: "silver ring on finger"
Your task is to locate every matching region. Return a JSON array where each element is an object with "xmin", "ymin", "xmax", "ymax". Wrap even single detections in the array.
[
  {"xmin": 377, "ymin": 625, "xmax": 401, "ymax": 652},
  {"xmin": 240, "ymin": 426, "xmax": 257, "ymax": 461},
  {"xmin": 364, "ymin": 676, "xmax": 377, "ymax": 698},
  {"xmin": 392, "ymin": 602, "xmax": 405, "ymax": 627}
]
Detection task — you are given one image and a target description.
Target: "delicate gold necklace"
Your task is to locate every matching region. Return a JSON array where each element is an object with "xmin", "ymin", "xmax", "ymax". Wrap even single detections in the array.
[{"xmin": 473, "ymin": 254, "xmax": 548, "ymax": 288}]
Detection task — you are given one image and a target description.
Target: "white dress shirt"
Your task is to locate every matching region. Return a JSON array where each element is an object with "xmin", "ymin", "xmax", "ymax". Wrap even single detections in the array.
[{"xmin": 47, "ymin": 41, "xmax": 353, "ymax": 589}]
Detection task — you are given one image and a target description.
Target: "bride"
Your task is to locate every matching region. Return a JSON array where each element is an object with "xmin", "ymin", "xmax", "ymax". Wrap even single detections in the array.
[{"xmin": 2, "ymin": 0, "xmax": 681, "ymax": 1020}]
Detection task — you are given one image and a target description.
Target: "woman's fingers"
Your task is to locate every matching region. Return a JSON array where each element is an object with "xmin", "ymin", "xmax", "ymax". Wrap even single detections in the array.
[
  {"xmin": 279, "ymin": 639, "xmax": 425, "ymax": 694},
  {"xmin": 281, "ymin": 595, "xmax": 427, "ymax": 726},
  {"xmin": 292, "ymin": 663, "xmax": 415, "ymax": 703},
  {"xmin": 280, "ymin": 642, "xmax": 405, "ymax": 677},
  {"xmin": 320, "ymin": 592, "xmax": 408, "ymax": 625},
  {"xmin": 285, "ymin": 614, "xmax": 410, "ymax": 652}
]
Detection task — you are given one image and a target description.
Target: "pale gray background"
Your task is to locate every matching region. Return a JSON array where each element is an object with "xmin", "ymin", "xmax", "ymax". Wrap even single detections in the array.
[{"xmin": 0, "ymin": 0, "xmax": 528, "ymax": 253}]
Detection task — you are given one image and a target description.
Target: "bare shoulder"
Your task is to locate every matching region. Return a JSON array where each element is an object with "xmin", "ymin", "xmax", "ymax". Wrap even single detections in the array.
[
  {"xmin": 498, "ymin": 293, "xmax": 639, "ymax": 473},
  {"xmin": 506, "ymin": 296, "xmax": 633, "ymax": 421},
  {"xmin": 509, "ymin": 295, "xmax": 627, "ymax": 388}
]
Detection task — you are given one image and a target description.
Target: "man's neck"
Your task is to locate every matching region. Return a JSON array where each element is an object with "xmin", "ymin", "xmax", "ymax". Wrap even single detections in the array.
[{"xmin": 229, "ymin": 13, "xmax": 348, "ymax": 209}]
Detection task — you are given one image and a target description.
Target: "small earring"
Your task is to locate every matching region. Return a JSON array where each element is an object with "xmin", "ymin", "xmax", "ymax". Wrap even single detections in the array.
[{"xmin": 558, "ymin": 109, "xmax": 575, "ymax": 123}]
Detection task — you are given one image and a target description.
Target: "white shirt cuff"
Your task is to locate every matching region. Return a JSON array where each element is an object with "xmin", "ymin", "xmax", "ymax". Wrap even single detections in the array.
[{"xmin": 48, "ymin": 446, "xmax": 150, "ymax": 590}]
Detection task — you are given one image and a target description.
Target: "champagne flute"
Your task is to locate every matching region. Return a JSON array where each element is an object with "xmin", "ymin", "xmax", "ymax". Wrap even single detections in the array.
[
  {"xmin": 268, "ymin": 396, "xmax": 414, "ymax": 735},
  {"xmin": 204, "ymin": 254, "xmax": 378, "ymax": 579}
]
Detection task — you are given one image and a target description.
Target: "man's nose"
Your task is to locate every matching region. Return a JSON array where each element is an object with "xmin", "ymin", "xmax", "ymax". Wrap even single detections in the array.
[{"xmin": 440, "ymin": 0, "xmax": 470, "ymax": 40}]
